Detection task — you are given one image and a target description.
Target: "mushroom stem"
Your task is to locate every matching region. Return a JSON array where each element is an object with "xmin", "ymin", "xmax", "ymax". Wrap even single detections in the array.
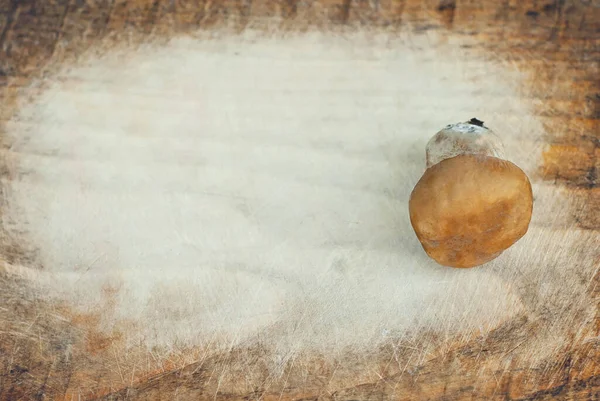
[{"xmin": 425, "ymin": 118, "xmax": 505, "ymax": 168}]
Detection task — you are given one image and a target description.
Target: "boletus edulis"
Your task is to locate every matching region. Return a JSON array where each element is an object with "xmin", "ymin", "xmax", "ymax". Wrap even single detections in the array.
[{"xmin": 409, "ymin": 118, "xmax": 533, "ymax": 268}]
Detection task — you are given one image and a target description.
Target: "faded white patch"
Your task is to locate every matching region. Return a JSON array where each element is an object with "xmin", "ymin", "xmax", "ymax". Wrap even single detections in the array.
[{"xmin": 2, "ymin": 31, "xmax": 597, "ymax": 361}]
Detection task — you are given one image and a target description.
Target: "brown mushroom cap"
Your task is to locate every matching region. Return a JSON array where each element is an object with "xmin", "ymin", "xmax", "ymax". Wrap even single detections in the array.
[{"xmin": 409, "ymin": 154, "xmax": 533, "ymax": 268}]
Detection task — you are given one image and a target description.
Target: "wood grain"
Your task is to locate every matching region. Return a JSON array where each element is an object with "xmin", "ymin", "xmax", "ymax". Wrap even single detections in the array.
[{"xmin": 0, "ymin": 1, "xmax": 598, "ymax": 400}]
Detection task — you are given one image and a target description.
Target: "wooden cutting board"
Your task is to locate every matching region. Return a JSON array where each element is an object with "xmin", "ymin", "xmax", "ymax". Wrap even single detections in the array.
[{"xmin": 0, "ymin": 1, "xmax": 598, "ymax": 400}]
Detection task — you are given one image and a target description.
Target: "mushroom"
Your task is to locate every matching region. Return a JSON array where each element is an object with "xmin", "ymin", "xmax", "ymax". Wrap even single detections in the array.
[{"xmin": 409, "ymin": 118, "xmax": 533, "ymax": 268}]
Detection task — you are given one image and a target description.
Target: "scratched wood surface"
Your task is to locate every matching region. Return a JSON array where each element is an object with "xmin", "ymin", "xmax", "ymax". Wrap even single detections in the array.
[{"xmin": 0, "ymin": 0, "xmax": 598, "ymax": 400}]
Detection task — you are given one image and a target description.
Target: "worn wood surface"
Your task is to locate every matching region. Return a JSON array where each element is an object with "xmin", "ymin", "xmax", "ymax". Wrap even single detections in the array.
[{"xmin": 0, "ymin": 0, "xmax": 598, "ymax": 400}]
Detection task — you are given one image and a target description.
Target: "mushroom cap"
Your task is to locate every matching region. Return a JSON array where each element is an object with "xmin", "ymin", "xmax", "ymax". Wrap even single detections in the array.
[{"xmin": 409, "ymin": 154, "xmax": 533, "ymax": 268}]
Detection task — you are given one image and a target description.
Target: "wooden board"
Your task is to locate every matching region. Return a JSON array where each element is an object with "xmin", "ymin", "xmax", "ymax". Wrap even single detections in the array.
[{"xmin": 0, "ymin": 1, "xmax": 598, "ymax": 400}]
